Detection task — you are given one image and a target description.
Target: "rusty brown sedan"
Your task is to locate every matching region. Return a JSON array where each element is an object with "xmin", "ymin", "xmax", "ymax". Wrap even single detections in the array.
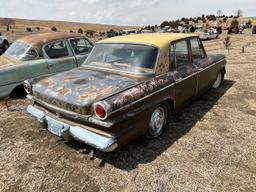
[{"xmin": 26, "ymin": 33, "xmax": 226, "ymax": 152}]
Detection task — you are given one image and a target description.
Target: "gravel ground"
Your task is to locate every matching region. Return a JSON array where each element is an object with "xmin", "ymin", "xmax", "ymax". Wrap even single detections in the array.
[{"xmin": 0, "ymin": 30, "xmax": 256, "ymax": 192}]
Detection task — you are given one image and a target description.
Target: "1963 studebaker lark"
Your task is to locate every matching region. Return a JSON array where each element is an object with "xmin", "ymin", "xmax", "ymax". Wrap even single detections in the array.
[
  {"xmin": 26, "ymin": 33, "xmax": 226, "ymax": 152},
  {"xmin": 0, "ymin": 32, "xmax": 93, "ymax": 98}
]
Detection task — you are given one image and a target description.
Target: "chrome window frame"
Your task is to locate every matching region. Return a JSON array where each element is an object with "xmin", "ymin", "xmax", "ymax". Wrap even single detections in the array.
[
  {"xmin": 5, "ymin": 41, "xmax": 40, "ymax": 60},
  {"xmin": 68, "ymin": 37, "xmax": 94, "ymax": 56},
  {"xmin": 42, "ymin": 39, "xmax": 73, "ymax": 59},
  {"xmin": 189, "ymin": 37, "xmax": 207, "ymax": 61},
  {"xmin": 169, "ymin": 38, "xmax": 192, "ymax": 71}
]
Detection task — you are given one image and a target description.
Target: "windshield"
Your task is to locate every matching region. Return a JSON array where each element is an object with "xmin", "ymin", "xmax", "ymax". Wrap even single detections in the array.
[
  {"xmin": 83, "ymin": 43, "xmax": 158, "ymax": 74},
  {"xmin": 4, "ymin": 41, "xmax": 38, "ymax": 60}
]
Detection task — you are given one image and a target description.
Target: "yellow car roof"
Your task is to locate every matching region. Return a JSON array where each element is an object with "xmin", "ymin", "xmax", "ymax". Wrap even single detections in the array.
[{"xmin": 99, "ymin": 33, "xmax": 198, "ymax": 48}]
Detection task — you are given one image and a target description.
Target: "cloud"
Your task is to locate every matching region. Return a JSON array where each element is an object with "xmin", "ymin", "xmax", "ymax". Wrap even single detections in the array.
[{"xmin": 0, "ymin": 0, "xmax": 255, "ymax": 25}]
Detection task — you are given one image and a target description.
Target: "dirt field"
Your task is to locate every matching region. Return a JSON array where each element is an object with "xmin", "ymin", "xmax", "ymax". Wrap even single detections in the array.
[{"xmin": 0, "ymin": 30, "xmax": 256, "ymax": 192}]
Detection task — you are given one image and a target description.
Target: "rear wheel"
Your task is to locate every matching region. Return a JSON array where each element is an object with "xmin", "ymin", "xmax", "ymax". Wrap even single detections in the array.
[
  {"xmin": 212, "ymin": 70, "xmax": 224, "ymax": 88},
  {"xmin": 145, "ymin": 102, "xmax": 169, "ymax": 138}
]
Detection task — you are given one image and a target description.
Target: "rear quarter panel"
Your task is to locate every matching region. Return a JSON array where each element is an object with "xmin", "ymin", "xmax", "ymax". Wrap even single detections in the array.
[{"xmin": 0, "ymin": 59, "xmax": 49, "ymax": 98}]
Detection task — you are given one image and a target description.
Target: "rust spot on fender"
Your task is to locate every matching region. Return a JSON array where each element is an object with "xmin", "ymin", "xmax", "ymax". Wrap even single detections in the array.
[
  {"xmin": 107, "ymin": 73, "xmax": 175, "ymax": 111},
  {"xmin": 58, "ymin": 87, "xmax": 71, "ymax": 96},
  {"xmin": 63, "ymin": 76, "xmax": 79, "ymax": 82},
  {"xmin": 80, "ymin": 92, "xmax": 97, "ymax": 100}
]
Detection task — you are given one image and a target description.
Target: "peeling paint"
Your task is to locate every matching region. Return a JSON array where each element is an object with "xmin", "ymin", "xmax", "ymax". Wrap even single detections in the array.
[{"xmin": 33, "ymin": 67, "xmax": 139, "ymax": 114}]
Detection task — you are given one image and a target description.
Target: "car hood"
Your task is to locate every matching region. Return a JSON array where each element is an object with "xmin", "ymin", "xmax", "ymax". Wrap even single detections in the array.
[
  {"xmin": 33, "ymin": 67, "xmax": 141, "ymax": 115},
  {"xmin": 0, "ymin": 55, "xmax": 21, "ymax": 69}
]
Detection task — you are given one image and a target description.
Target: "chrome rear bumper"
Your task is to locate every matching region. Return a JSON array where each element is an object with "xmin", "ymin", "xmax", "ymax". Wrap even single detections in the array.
[{"xmin": 27, "ymin": 105, "xmax": 118, "ymax": 152}]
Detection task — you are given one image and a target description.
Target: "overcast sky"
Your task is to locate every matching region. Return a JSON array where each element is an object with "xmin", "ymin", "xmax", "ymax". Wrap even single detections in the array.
[{"xmin": 0, "ymin": 0, "xmax": 255, "ymax": 25}]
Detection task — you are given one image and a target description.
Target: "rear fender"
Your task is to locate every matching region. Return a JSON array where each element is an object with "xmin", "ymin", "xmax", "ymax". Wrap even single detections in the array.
[{"xmin": 0, "ymin": 82, "xmax": 20, "ymax": 99}]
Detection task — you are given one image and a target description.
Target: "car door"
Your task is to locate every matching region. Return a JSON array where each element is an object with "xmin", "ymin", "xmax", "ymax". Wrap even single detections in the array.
[
  {"xmin": 170, "ymin": 39, "xmax": 198, "ymax": 110},
  {"xmin": 43, "ymin": 40, "xmax": 77, "ymax": 74},
  {"xmin": 68, "ymin": 37, "xmax": 94, "ymax": 66},
  {"xmin": 190, "ymin": 37, "xmax": 218, "ymax": 95}
]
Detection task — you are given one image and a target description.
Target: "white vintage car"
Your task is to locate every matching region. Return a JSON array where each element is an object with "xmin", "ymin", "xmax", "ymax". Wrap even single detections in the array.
[{"xmin": 195, "ymin": 28, "xmax": 218, "ymax": 40}]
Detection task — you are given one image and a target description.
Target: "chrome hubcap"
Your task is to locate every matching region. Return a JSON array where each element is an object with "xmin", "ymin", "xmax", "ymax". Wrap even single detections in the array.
[
  {"xmin": 149, "ymin": 106, "xmax": 166, "ymax": 137},
  {"xmin": 213, "ymin": 72, "xmax": 222, "ymax": 88}
]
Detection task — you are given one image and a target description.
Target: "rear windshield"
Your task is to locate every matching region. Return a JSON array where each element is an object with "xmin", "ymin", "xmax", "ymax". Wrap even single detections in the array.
[
  {"xmin": 83, "ymin": 43, "xmax": 158, "ymax": 74},
  {"xmin": 4, "ymin": 41, "xmax": 38, "ymax": 60}
]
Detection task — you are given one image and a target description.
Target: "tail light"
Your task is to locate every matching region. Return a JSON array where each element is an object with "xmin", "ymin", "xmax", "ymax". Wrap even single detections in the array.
[
  {"xmin": 93, "ymin": 101, "xmax": 110, "ymax": 120},
  {"xmin": 23, "ymin": 80, "xmax": 32, "ymax": 94}
]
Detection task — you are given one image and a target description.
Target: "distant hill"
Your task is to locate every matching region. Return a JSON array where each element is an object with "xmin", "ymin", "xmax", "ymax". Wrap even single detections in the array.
[{"xmin": 0, "ymin": 17, "xmax": 138, "ymax": 42}]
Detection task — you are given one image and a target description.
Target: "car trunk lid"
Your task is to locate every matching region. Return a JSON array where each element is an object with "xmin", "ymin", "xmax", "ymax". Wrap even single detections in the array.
[{"xmin": 32, "ymin": 67, "xmax": 141, "ymax": 115}]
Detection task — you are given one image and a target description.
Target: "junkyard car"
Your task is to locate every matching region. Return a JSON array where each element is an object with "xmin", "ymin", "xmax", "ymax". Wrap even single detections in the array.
[
  {"xmin": 0, "ymin": 32, "xmax": 94, "ymax": 98},
  {"xmin": 26, "ymin": 33, "xmax": 226, "ymax": 152},
  {"xmin": 0, "ymin": 32, "xmax": 9, "ymax": 52},
  {"xmin": 227, "ymin": 26, "xmax": 243, "ymax": 34},
  {"xmin": 195, "ymin": 28, "xmax": 218, "ymax": 40}
]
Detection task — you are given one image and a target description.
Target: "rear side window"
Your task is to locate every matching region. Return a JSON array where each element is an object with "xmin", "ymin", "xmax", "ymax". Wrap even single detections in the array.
[
  {"xmin": 190, "ymin": 38, "xmax": 205, "ymax": 59},
  {"xmin": 44, "ymin": 41, "xmax": 69, "ymax": 59},
  {"xmin": 170, "ymin": 40, "xmax": 190, "ymax": 69},
  {"xmin": 70, "ymin": 38, "xmax": 93, "ymax": 55}
]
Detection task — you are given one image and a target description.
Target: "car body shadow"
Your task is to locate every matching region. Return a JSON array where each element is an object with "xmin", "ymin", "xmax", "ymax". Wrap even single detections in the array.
[{"xmin": 66, "ymin": 79, "xmax": 235, "ymax": 170}]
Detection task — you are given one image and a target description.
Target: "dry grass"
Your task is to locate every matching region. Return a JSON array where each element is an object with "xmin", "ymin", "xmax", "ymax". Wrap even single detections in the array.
[{"xmin": 0, "ymin": 29, "xmax": 256, "ymax": 192}]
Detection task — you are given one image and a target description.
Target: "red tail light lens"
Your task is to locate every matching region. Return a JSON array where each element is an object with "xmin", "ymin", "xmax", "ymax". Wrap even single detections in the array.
[{"xmin": 95, "ymin": 104, "xmax": 106, "ymax": 119}]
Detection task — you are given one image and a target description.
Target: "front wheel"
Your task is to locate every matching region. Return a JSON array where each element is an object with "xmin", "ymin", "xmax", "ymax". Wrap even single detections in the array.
[
  {"xmin": 3, "ymin": 41, "xmax": 9, "ymax": 52},
  {"xmin": 145, "ymin": 102, "xmax": 169, "ymax": 138},
  {"xmin": 212, "ymin": 70, "xmax": 224, "ymax": 88}
]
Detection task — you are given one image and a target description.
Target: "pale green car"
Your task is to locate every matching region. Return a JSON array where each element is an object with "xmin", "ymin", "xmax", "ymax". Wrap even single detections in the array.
[{"xmin": 0, "ymin": 32, "xmax": 94, "ymax": 98}]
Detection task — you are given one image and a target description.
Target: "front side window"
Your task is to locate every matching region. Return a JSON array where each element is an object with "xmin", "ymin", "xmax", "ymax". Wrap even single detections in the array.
[
  {"xmin": 70, "ymin": 38, "xmax": 93, "ymax": 55},
  {"xmin": 83, "ymin": 43, "xmax": 158, "ymax": 74},
  {"xmin": 44, "ymin": 40, "xmax": 69, "ymax": 59},
  {"xmin": 190, "ymin": 38, "xmax": 205, "ymax": 59},
  {"xmin": 4, "ymin": 41, "xmax": 38, "ymax": 60}
]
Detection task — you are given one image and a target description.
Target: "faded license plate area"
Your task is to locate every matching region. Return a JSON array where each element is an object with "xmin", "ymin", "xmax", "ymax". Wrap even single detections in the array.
[{"xmin": 47, "ymin": 118, "xmax": 64, "ymax": 137}]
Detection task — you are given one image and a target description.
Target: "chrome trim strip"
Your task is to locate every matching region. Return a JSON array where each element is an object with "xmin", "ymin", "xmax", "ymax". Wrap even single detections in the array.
[
  {"xmin": 32, "ymin": 97, "xmax": 113, "ymax": 128},
  {"xmin": 0, "ymin": 81, "xmax": 21, "ymax": 88},
  {"xmin": 108, "ymin": 78, "xmax": 176, "ymax": 116},
  {"xmin": 107, "ymin": 58, "xmax": 226, "ymax": 116},
  {"xmin": 196, "ymin": 58, "xmax": 226, "ymax": 72},
  {"xmin": 27, "ymin": 105, "xmax": 118, "ymax": 152},
  {"xmin": 34, "ymin": 97, "xmax": 90, "ymax": 120},
  {"xmin": 27, "ymin": 105, "xmax": 45, "ymax": 123}
]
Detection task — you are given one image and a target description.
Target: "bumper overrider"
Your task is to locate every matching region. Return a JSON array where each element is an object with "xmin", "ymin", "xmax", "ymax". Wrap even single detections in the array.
[{"xmin": 27, "ymin": 105, "xmax": 118, "ymax": 152}]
